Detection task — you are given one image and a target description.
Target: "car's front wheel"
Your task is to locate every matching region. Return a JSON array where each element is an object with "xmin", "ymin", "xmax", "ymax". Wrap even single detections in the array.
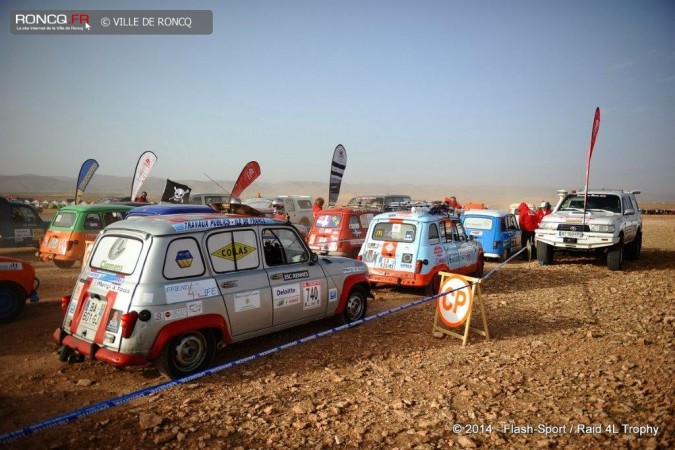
[
  {"xmin": 607, "ymin": 241, "xmax": 624, "ymax": 271},
  {"xmin": 537, "ymin": 241, "xmax": 554, "ymax": 265},
  {"xmin": 160, "ymin": 330, "xmax": 215, "ymax": 379},
  {"xmin": 0, "ymin": 284, "xmax": 26, "ymax": 323},
  {"xmin": 341, "ymin": 286, "xmax": 368, "ymax": 324}
]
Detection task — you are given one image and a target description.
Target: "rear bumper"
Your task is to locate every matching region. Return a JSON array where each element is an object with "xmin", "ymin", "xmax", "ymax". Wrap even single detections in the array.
[
  {"xmin": 367, "ymin": 269, "xmax": 426, "ymax": 287},
  {"xmin": 53, "ymin": 328, "xmax": 149, "ymax": 367}
]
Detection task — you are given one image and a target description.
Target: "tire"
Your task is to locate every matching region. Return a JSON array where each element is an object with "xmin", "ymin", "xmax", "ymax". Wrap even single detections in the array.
[
  {"xmin": 625, "ymin": 231, "xmax": 642, "ymax": 261},
  {"xmin": 500, "ymin": 248, "xmax": 509, "ymax": 262},
  {"xmin": 54, "ymin": 259, "xmax": 76, "ymax": 269},
  {"xmin": 537, "ymin": 241, "xmax": 553, "ymax": 265},
  {"xmin": 471, "ymin": 255, "xmax": 485, "ymax": 278},
  {"xmin": 0, "ymin": 284, "xmax": 26, "ymax": 323},
  {"xmin": 424, "ymin": 274, "xmax": 442, "ymax": 297},
  {"xmin": 607, "ymin": 242, "xmax": 624, "ymax": 271},
  {"xmin": 341, "ymin": 286, "xmax": 368, "ymax": 324},
  {"xmin": 160, "ymin": 330, "xmax": 215, "ymax": 379}
]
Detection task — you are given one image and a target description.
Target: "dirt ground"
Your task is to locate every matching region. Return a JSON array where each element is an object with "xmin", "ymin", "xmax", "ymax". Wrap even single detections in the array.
[{"xmin": 0, "ymin": 216, "xmax": 673, "ymax": 449}]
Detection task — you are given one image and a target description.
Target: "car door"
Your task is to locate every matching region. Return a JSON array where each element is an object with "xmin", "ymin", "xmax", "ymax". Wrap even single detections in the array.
[
  {"xmin": 261, "ymin": 226, "xmax": 329, "ymax": 326},
  {"xmin": 440, "ymin": 220, "xmax": 461, "ymax": 269},
  {"xmin": 206, "ymin": 228, "xmax": 273, "ymax": 336},
  {"xmin": 621, "ymin": 196, "xmax": 638, "ymax": 242}
]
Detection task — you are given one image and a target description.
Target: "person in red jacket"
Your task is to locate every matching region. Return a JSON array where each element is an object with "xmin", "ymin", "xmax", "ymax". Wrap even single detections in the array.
[
  {"xmin": 518, "ymin": 203, "xmax": 538, "ymax": 257},
  {"xmin": 313, "ymin": 197, "xmax": 325, "ymax": 218},
  {"xmin": 536, "ymin": 201, "xmax": 552, "ymax": 224}
]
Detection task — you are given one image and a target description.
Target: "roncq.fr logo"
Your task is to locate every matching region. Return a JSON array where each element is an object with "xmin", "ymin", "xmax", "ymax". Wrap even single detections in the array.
[{"xmin": 15, "ymin": 13, "xmax": 90, "ymax": 26}]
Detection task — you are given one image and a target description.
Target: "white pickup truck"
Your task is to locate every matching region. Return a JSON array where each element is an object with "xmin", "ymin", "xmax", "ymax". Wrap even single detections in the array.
[{"xmin": 535, "ymin": 189, "xmax": 642, "ymax": 271}]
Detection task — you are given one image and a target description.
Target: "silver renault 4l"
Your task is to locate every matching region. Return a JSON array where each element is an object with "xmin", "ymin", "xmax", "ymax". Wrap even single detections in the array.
[{"xmin": 54, "ymin": 213, "xmax": 372, "ymax": 378}]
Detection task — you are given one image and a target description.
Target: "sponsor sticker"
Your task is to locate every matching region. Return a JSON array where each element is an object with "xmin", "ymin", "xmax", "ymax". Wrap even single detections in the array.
[
  {"xmin": 163, "ymin": 307, "xmax": 188, "ymax": 321},
  {"xmin": 87, "ymin": 271, "xmax": 124, "ymax": 285},
  {"xmin": 328, "ymin": 288, "xmax": 338, "ymax": 303},
  {"xmin": 283, "ymin": 270, "xmax": 309, "ymax": 281},
  {"xmin": 175, "ymin": 250, "xmax": 193, "ymax": 268},
  {"xmin": 302, "ymin": 280, "xmax": 321, "ymax": 310},
  {"xmin": 140, "ymin": 292, "xmax": 154, "ymax": 305},
  {"xmin": 273, "ymin": 283, "xmax": 300, "ymax": 308},
  {"xmin": 211, "ymin": 242, "xmax": 256, "ymax": 262},
  {"xmin": 342, "ymin": 266, "xmax": 365, "ymax": 274},
  {"xmin": 171, "ymin": 217, "xmax": 274, "ymax": 232},
  {"xmin": 234, "ymin": 290, "xmax": 261, "ymax": 312},
  {"xmin": 105, "ymin": 309, "xmax": 123, "ymax": 332},
  {"xmin": 165, "ymin": 278, "xmax": 219, "ymax": 304},
  {"xmin": 0, "ymin": 262, "xmax": 22, "ymax": 270},
  {"xmin": 187, "ymin": 301, "xmax": 203, "ymax": 317}
]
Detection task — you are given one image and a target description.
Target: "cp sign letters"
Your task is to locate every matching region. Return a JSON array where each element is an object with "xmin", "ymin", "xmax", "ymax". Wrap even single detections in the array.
[{"xmin": 437, "ymin": 275, "xmax": 473, "ymax": 327}]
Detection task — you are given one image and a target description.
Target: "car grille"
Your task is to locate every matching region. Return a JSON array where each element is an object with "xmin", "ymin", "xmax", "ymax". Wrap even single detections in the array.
[{"xmin": 557, "ymin": 224, "xmax": 590, "ymax": 232}]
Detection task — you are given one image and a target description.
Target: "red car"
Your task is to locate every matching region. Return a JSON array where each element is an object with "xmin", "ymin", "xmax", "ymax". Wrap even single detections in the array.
[
  {"xmin": 0, "ymin": 256, "xmax": 39, "ymax": 323},
  {"xmin": 307, "ymin": 207, "xmax": 378, "ymax": 258}
]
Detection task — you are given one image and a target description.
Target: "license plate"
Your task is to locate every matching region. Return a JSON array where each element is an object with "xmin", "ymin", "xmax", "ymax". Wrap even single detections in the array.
[
  {"xmin": 558, "ymin": 231, "xmax": 584, "ymax": 238},
  {"xmin": 48, "ymin": 237, "xmax": 58, "ymax": 248},
  {"xmin": 377, "ymin": 257, "xmax": 396, "ymax": 270},
  {"xmin": 318, "ymin": 237, "xmax": 326, "ymax": 243},
  {"xmin": 80, "ymin": 298, "xmax": 107, "ymax": 328}
]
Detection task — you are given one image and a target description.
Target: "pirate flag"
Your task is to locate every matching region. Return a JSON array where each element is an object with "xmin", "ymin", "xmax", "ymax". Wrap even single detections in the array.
[{"xmin": 161, "ymin": 179, "xmax": 191, "ymax": 204}]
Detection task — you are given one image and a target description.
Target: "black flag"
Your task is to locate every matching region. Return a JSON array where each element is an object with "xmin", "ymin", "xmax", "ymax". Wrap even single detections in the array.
[
  {"xmin": 329, "ymin": 144, "xmax": 347, "ymax": 206},
  {"xmin": 161, "ymin": 179, "xmax": 192, "ymax": 204}
]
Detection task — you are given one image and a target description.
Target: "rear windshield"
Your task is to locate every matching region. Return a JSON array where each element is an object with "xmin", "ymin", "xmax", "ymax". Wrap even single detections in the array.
[
  {"xmin": 463, "ymin": 217, "xmax": 493, "ymax": 230},
  {"xmin": 371, "ymin": 222, "xmax": 416, "ymax": 242},
  {"xmin": 348, "ymin": 197, "xmax": 384, "ymax": 209},
  {"xmin": 315, "ymin": 214, "xmax": 343, "ymax": 228},
  {"xmin": 90, "ymin": 236, "xmax": 143, "ymax": 274},
  {"xmin": 53, "ymin": 212, "xmax": 76, "ymax": 228}
]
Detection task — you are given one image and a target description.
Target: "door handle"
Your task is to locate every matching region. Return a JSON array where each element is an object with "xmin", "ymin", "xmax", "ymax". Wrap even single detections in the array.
[{"xmin": 220, "ymin": 280, "xmax": 238, "ymax": 288}]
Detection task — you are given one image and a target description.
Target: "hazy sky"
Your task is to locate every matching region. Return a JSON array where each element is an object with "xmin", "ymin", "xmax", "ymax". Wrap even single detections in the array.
[{"xmin": 1, "ymin": 0, "xmax": 674, "ymax": 195}]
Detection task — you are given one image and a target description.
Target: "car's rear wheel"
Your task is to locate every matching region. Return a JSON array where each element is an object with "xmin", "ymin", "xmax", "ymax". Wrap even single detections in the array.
[
  {"xmin": 160, "ymin": 330, "xmax": 215, "ymax": 379},
  {"xmin": 54, "ymin": 259, "xmax": 76, "ymax": 269},
  {"xmin": 424, "ymin": 274, "xmax": 442, "ymax": 297},
  {"xmin": 472, "ymin": 255, "xmax": 485, "ymax": 278},
  {"xmin": 537, "ymin": 241, "xmax": 554, "ymax": 265},
  {"xmin": 341, "ymin": 286, "xmax": 367, "ymax": 324},
  {"xmin": 500, "ymin": 248, "xmax": 509, "ymax": 262},
  {"xmin": 0, "ymin": 284, "xmax": 26, "ymax": 323}
]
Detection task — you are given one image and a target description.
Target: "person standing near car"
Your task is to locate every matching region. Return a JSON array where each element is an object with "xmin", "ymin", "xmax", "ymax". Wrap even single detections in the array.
[
  {"xmin": 444, "ymin": 196, "xmax": 462, "ymax": 210},
  {"xmin": 135, "ymin": 191, "xmax": 149, "ymax": 203},
  {"xmin": 536, "ymin": 201, "xmax": 552, "ymax": 224},
  {"xmin": 313, "ymin": 197, "xmax": 325, "ymax": 218},
  {"xmin": 518, "ymin": 203, "xmax": 538, "ymax": 256}
]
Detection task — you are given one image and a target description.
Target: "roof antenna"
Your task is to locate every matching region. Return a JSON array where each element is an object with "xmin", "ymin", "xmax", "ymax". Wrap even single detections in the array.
[{"xmin": 204, "ymin": 173, "xmax": 230, "ymax": 194}]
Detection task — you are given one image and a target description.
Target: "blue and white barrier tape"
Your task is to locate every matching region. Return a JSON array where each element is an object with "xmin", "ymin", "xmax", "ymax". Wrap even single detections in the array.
[{"xmin": 0, "ymin": 249, "xmax": 530, "ymax": 443}]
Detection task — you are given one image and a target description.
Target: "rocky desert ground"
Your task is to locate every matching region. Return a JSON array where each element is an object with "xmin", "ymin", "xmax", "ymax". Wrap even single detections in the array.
[{"xmin": 0, "ymin": 215, "xmax": 673, "ymax": 449}]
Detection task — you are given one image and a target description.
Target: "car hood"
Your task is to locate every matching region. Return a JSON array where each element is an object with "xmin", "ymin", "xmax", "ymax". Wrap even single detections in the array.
[{"xmin": 542, "ymin": 210, "xmax": 619, "ymax": 225}]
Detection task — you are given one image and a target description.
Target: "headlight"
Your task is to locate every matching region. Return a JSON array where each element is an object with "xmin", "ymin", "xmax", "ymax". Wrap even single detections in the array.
[
  {"xmin": 538, "ymin": 222, "xmax": 557, "ymax": 230},
  {"xmin": 589, "ymin": 224, "xmax": 615, "ymax": 233}
]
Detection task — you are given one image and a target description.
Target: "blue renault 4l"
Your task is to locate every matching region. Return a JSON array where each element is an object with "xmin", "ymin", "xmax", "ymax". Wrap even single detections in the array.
[{"xmin": 461, "ymin": 209, "xmax": 521, "ymax": 261}]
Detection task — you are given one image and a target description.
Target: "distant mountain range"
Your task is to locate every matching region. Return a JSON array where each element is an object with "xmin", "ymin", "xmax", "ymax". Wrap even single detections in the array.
[{"xmin": 1, "ymin": 174, "xmax": 672, "ymax": 209}]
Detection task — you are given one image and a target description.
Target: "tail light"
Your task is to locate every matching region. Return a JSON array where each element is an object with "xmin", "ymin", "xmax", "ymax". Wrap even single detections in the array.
[
  {"xmin": 60, "ymin": 295, "xmax": 71, "ymax": 313},
  {"xmin": 121, "ymin": 311, "xmax": 139, "ymax": 339},
  {"xmin": 356, "ymin": 254, "xmax": 362, "ymax": 261}
]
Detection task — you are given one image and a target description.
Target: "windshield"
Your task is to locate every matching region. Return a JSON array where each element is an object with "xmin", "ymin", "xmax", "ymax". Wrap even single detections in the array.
[
  {"xmin": 463, "ymin": 217, "xmax": 493, "ymax": 230},
  {"xmin": 559, "ymin": 194, "xmax": 621, "ymax": 213},
  {"xmin": 347, "ymin": 196, "xmax": 384, "ymax": 209}
]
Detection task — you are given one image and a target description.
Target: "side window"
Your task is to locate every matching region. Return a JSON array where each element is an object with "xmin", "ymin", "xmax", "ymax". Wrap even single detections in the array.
[
  {"xmin": 163, "ymin": 237, "xmax": 206, "ymax": 279},
  {"xmin": 631, "ymin": 196, "xmax": 640, "ymax": 212},
  {"xmin": 103, "ymin": 211, "xmax": 125, "ymax": 226},
  {"xmin": 440, "ymin": 221, "xmax": 451, "ymax": 243},
  {"xmin": 84, "ymin": 213, "xmax": 102, "ymax": 230},
  {"xmin": 16, "ymin": 206, "xmax": 39, "ymax": 223},
  {"xmin": 284, "ymin": 199, "xmax": 296, "ymax": 212},
  {"xmin": 428, "ymin": 223, "xmax": 440, "ymax": 245},
  {"xmin": 208, "ymin": 230, "xmax": 260, "ymax": 273},
  {"xmin": 359, "ymin": 213, "xmax": 374, "ymax": 229},
  {"xmin": 500, "ymin": 217, "xmax": 507, "ymax": 232},
  {"xmin": 455, "ymin": 222, "xmax": 468, "ymax": 241},
  {"xmin": 622, "ymin": 196, "xmax": 632, "ymax": 214},
  {"xmin": 443, "ymin": 221, "xmax": 459, "ymax": 242},
  {"xmin": 508, "ymin": 216, "xmax": 519, "ymax": 230},
  {"xmin": 11, "ymin": 207, "xmax": 24, "ymax": 223},
  {"xmin": 349, "ymin": 215, "xmax": 360, "ymax": 230},
  {"xmin": 262, "ymin": 228, "xmax": 308, "ymax": 266}
]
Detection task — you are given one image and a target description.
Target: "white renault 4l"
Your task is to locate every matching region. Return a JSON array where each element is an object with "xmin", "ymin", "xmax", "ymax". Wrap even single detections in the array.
[
  {"xmin": 358, "ymin": 203, "xmax": 484, "ymax": 295},
  {"xmin": 54, "ymin": 213, "xmax": 372, "ymax": 379}
]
